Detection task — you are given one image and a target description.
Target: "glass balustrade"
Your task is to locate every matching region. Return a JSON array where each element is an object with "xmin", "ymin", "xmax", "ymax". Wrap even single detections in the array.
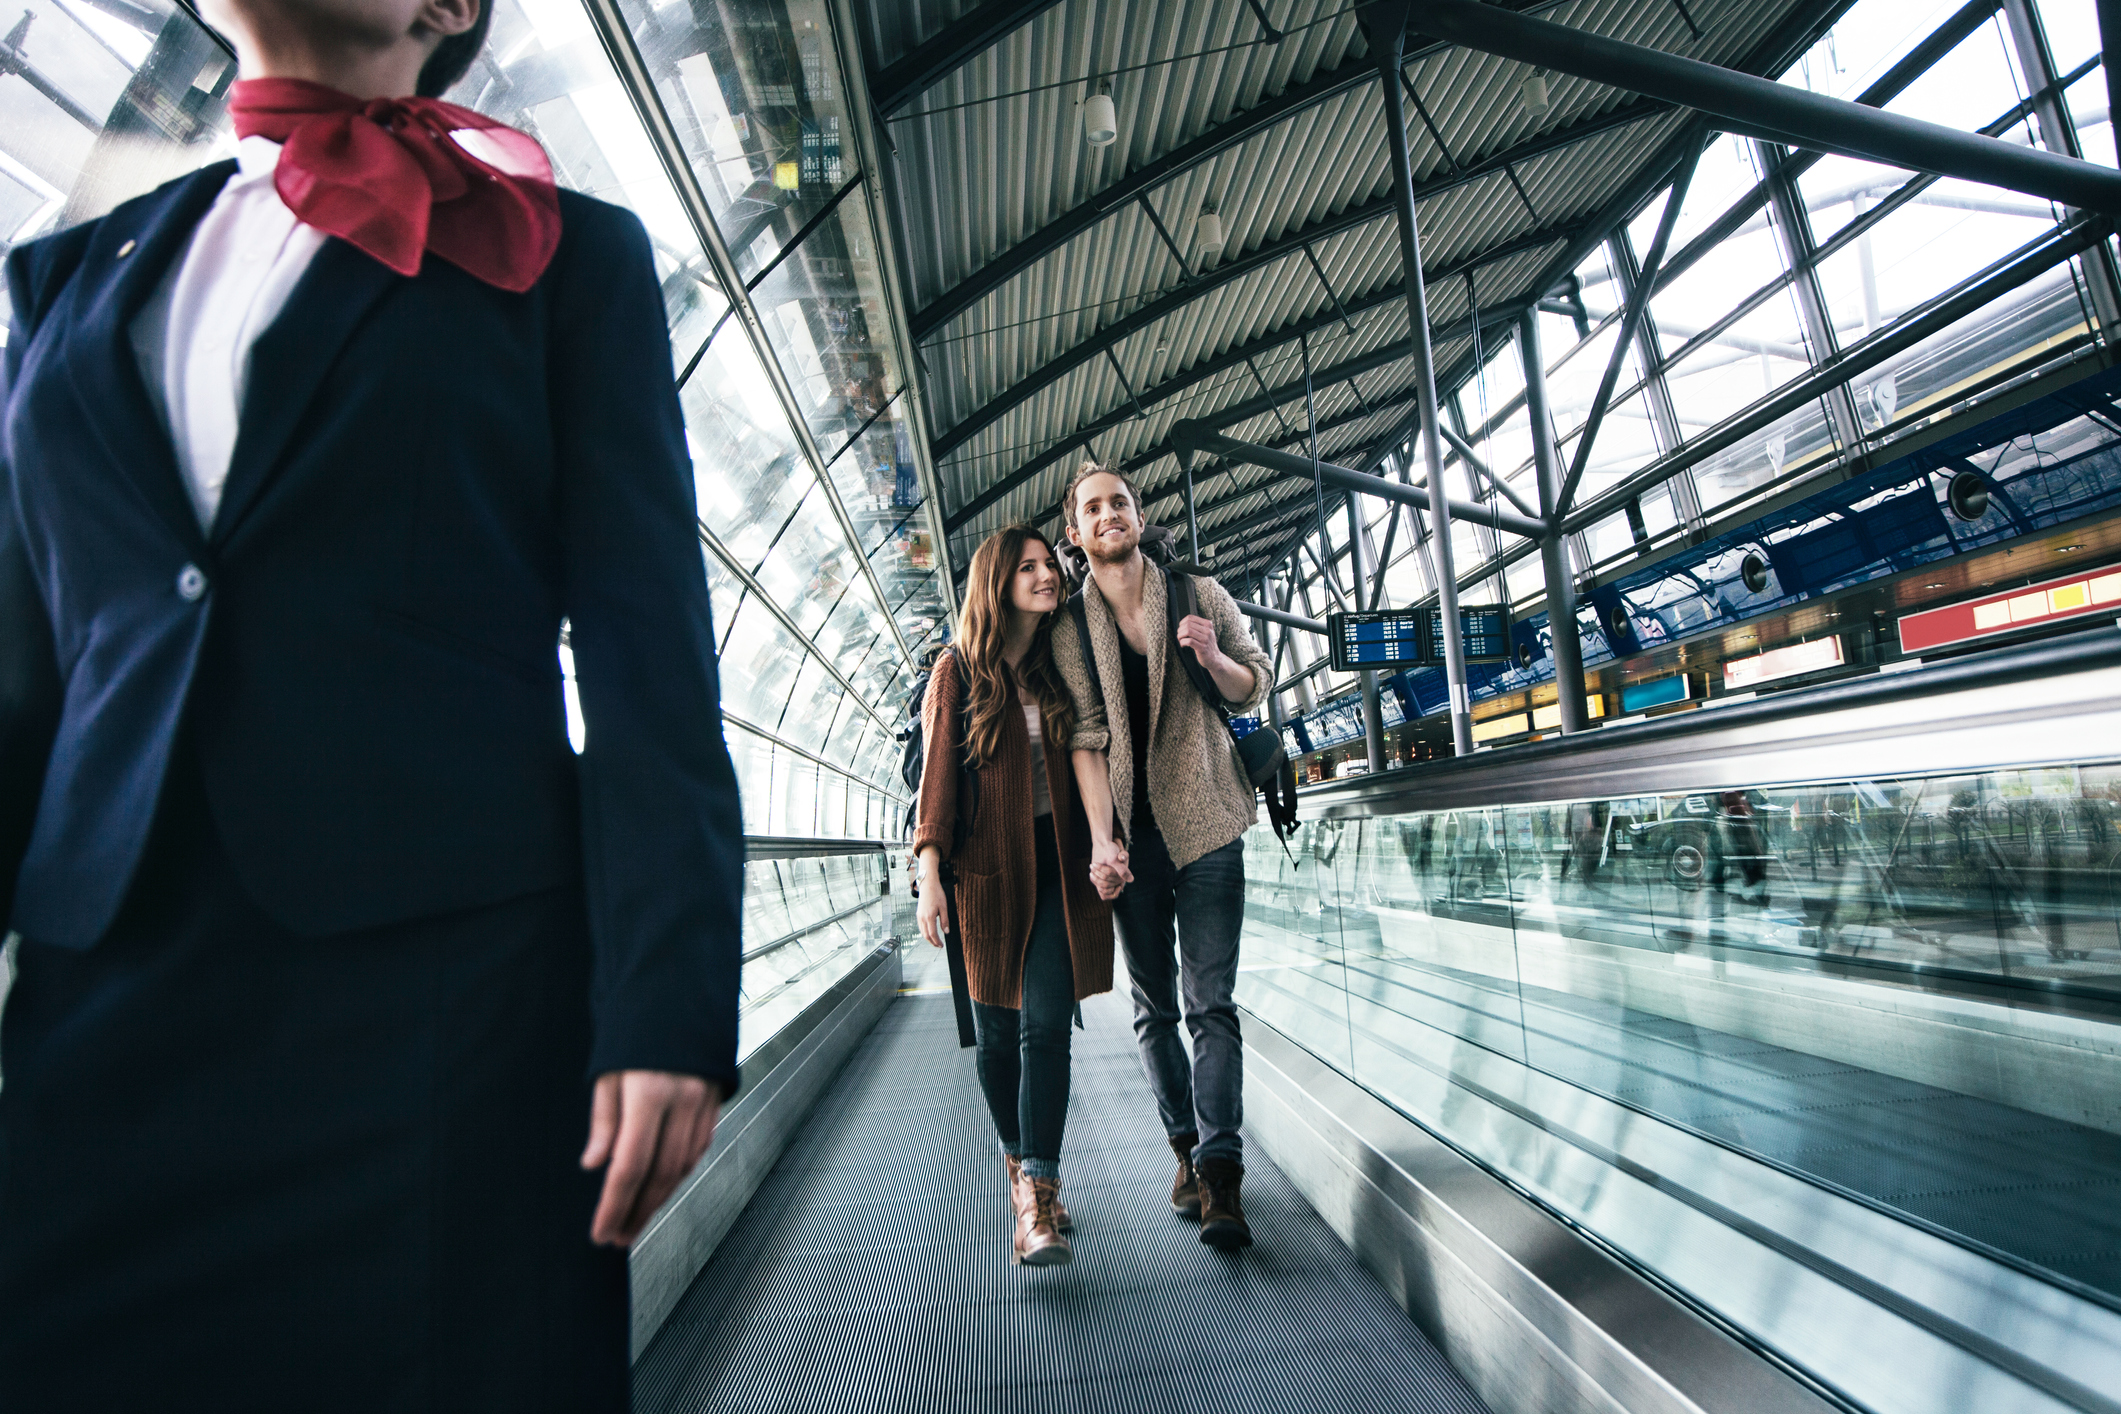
[{"xmin": 1241, "ymin": 757, "xmax": 2121, "ymax": 1305}]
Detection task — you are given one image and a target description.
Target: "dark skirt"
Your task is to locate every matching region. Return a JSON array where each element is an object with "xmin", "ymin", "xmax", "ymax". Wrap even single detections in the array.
[{"xmin": 0, "ymin": 753, "xmax": 629, "ymax": 1413}]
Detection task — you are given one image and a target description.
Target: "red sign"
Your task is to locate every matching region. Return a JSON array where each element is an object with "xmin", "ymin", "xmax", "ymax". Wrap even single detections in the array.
[{"xmin": 1899, "ymin": 565, "xmax": 2121, "ymax": 653}]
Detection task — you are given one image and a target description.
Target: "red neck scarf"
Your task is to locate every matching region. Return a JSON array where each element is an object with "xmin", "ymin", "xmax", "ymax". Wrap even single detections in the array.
[{"xmin": 228, "ymin": 78, "xmax": 560, "ymax": 293}]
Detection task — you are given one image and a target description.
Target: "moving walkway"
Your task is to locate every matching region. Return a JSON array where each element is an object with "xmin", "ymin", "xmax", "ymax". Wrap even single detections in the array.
[{"xmin": 629, "ymin": 628, "xmax": 2121, "ymax": 1413}]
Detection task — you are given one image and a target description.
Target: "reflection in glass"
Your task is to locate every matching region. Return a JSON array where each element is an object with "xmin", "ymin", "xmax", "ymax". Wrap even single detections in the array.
[
  {"xmin": 1243, "ymin": 759, "xmax": 2121, "ymax": 1299},
  {"xmin": 750, "ymin": 194, "xmax": 901, "ymax": 461},
  {"xmin": 617, "ymin": 0, "xmax": 858, "ymax": 283}
]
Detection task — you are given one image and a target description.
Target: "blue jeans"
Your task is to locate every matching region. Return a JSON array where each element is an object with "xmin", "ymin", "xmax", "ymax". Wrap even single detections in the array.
[
  {"xmin": 970, "ymin": 827, "xmax": 1076, "ymax": 1182},
  {"xmin": 1111, "ymin": 826, "xmax": 1246, "ymax": 1167}
]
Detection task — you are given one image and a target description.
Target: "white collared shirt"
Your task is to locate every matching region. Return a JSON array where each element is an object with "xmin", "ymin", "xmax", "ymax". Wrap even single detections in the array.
[{"xmin": 130, "ymin": 135, "xmax": 329, "ymax": 533}]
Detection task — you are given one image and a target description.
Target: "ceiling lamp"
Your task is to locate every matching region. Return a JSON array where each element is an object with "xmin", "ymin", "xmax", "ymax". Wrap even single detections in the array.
[
  {"xmin": 1084, "ymin": 90, "xmax": 1117, "ymax": 148},
  {"xmin": 1195, "ymin": 206, "xmax": 1224, "ymax": 265},
  {"xmin": 1520, "ymin": 71, "xmax": 1550, "ymax": 116}
]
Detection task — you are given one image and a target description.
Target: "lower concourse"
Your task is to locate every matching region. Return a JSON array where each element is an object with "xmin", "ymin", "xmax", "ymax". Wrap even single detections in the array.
[{"xmin": 6, "ymin": 0, "xmax": 2121, "ymax": 1410}]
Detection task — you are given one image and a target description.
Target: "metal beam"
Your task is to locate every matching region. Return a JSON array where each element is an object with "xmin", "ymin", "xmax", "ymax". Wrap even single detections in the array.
[
  {"xmin": 1999, "ymin": 0, "xmax": 2121, "ymax": 334},
  {"xmin": 927, "ymin": 187, "xmax": 1590, "ymax": 456},
  {"xmin": 907, "ymin": 11, "xmax": 1648, "ymax": 340},
  {"xmin": 1235, "ymin": 600, "xmax": 1329, "ymax": 635},
  {"xmin": 1367, "ymin": 0, "xmax": 1471, "ymax": 754},
  {"xmin": 1435, "ymin": 420, "xmax": 1542, "ymax": 520},
  {"xmin": 1174, "ymin": 423, "xmax": 1548, "ymax": 538},
  {"xmin": 1348, "ymin": 495, "xmax": 1389, "ymax": 771},
  {"xmin": 941, "ymin": 281, "xmax": 1531, "ymax": 529},
  {"xmin": 1556, "ymin": 129, "xmax": 1703, "ymax": 517},
  {"xmin": 870, "ymin": 0, "xmax": 1070, "ymax": 116},
  {"xmin": 1520, "ymin": 309, "xmax": 1589, "ymax": 735},
  {"xmin": 1410, "ymin": 0, "xmax": 2121, "ymax": 213}
]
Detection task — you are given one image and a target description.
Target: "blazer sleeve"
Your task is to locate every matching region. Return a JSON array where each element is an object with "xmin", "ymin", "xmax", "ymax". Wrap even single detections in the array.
[
  {"xmin": 1, "ymin": 241, "xmax": 69, "ymax": 932},
  {"xmin": 549, "ymin": 200, "xmax": 744, "ymax": 1096},
  {"xmin": 910, "ymin": 652, "xmax": 960, "ymax": 863},
  {"xmin": 1201, "ymin": 574, "xmax": 1272, "ymax": 715},
  {"xmin": 1054, "ymin": 603, "xmax": 1109, "ymax": 752}
]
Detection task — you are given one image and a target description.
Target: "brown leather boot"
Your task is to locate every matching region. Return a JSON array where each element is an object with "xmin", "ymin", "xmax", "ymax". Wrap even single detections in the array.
[
  {"xmin": 1196, "ymin": 1158, "xmax": 1252, "ymax": 1250},
  {"xmin": 1007, "ymin": 1155, "xmax": 1071, "ymax": 1232},
  {"xmin": 1169, "ymin": 1132, "xmax": 1201, "ymax": 1220},
  {"xmin": 1016, "ymin": 1177, "xmax": 1072, "ymax": 1266}
]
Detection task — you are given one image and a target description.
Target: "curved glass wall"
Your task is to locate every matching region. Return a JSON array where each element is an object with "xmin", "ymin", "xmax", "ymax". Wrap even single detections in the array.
[{"xmin": 1, "ymin": 0, "xmax": 934, "ymax": 1046}]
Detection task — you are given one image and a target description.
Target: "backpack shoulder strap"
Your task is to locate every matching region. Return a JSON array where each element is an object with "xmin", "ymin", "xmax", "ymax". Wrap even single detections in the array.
[
  {"xmin": 1166, "ymin": 571, "xmax": 1228, "ymax": 716},
  {"xmin": 1068, "ymin": 592, "xmax": 1106, "ymax": 713}
]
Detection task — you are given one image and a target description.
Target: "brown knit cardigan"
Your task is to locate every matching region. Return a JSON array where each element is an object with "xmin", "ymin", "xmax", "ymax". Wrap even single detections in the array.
[{"xmin": 911, "ymin": 650, "xmax": 1114, "ymax": 1008}]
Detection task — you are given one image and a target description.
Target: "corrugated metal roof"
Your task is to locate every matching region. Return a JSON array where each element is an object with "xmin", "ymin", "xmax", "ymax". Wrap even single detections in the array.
[{"xmin": 862, "ymin": 0, "xmax": 1830, "ymax": 576}]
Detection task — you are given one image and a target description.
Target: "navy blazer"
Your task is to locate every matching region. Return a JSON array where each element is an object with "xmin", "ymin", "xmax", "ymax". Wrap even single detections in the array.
[{"xmin": 0, "ymin": 163, "xmax": 744, "ymax": 1090}]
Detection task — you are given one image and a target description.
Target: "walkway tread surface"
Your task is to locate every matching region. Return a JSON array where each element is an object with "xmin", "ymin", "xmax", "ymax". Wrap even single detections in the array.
[{"xmin": 634, "ymin": 982, "xmax": 1490, "ymax": 1414}]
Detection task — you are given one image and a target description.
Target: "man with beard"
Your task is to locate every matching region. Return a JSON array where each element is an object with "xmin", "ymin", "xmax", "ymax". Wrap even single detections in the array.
[{"xmin": 1052, "ymin": 463, "xmax": 1274, "ymax": 1250}]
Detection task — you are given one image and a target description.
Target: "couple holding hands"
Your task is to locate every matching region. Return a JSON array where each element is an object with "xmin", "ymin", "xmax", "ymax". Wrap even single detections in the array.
[{"xmin": 912, "ymin": 463, "xmax": 1274, "ymax": 1267}]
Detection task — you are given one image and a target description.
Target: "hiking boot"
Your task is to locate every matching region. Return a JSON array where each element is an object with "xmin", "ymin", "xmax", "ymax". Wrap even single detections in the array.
[
  {"xmin": 1016, "ymin": 1177, "xmax": 1073, "ymax": 1266},
  {"xmin": 1007, "ymin": 1154, "xmax": 1070, "ymax": 1232},
  {"xmin": 1196, "ymin": 1158, "xmax": 1252, "ymax": 1250},
  {"xmin": 1169, "ymin": 1132, "xmax": 1201, "ymax": 1220}
]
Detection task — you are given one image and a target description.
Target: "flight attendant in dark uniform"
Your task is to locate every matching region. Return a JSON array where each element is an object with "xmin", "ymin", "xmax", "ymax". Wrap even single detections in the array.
[{"xmin": 0, "ymin": 0, "xmax": 743, "ymax": 1410}]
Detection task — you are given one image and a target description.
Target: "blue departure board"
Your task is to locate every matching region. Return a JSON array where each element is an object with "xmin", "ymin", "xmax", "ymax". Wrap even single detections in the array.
[
  {"xmin": 1424, "ymin": 604, "xmax": 1513, "ymax": 663},
  {"xmin": 1328, "ymin": 609, "xmax": 1427, "ymax": 672}
]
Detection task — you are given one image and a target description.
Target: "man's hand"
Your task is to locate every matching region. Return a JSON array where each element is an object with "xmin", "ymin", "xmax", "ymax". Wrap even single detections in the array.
[
  {"xmin": 1091, "ymin": 836, "xmax": 1131, "ymax": 901},
  {"xmin": 1174, "ymin": 613, "xmax": 1229, "ymax": 671},
  {"xmin": 581, "ymin": 1070, "xmax": 722, "ymax": 1247},
  {"xmin": 1175, "ymin": 612, "xmax": 1258, "ymax": 703}
]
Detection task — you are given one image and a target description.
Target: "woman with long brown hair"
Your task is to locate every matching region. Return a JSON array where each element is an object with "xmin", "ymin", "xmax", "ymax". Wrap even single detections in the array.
[{"xmin": 914, "ymin": 525, "xmax": 1116, "ymax": 1266}]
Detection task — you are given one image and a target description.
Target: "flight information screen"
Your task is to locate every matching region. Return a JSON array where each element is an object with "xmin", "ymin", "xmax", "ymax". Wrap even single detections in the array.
[
  {"xmin": 1328, "ymin": 609, "xmax": 1426, "ymax": 672},
  {"xmin": 1424, "ymin": 604, "xmax": 1514, "ymax": 663}
]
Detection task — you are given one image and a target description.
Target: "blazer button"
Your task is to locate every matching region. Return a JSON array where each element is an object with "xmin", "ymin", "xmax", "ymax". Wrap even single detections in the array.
[{"xmin": 176, "ymin": 564, "xmax": 208, "ymax": 602}]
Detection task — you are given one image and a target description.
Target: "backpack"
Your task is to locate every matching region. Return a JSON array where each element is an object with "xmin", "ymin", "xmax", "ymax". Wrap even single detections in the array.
[
  {"xmin": 899, "ymin": 649, "xmax": 978, "ymax": 851},
  {"xmin": 1060, "ymin": 534, "xmax": 1300, "ymax": 843}
]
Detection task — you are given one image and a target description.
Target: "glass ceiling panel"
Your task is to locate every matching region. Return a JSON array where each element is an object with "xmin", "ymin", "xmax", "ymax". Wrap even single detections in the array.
[
  {"xmin": 750, "ymin": 194, "xmax": 902, "ymax": 462},
  {"xmin": 0, "ymin": 0, "xmax": 229, "ymax": 273},
  {"xmin": 449, "ymin": 0, "xmax": 719, "ymax": 315},
  {"xmin": 613, "ymin": 0, "xmax": 860, "ymax": 284},
  {"xmin": 752, "ymin": 482, "xmax": 855, "ymax": 636}
]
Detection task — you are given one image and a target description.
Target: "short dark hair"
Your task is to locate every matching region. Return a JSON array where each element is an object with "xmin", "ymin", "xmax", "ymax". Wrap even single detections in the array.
[
  {"xmin": 1061, "ymin": 460, "xmax": 1142, "ymax": 525},
  {"xmin": 417, "ymin": 0, "xmax": 494, "ymax": 99}
]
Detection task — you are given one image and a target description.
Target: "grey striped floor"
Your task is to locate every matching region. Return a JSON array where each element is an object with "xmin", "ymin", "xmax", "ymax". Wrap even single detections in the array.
[{"xmin": 634, "ymin": 982, "xmax": 1490, "ymax": 1414}]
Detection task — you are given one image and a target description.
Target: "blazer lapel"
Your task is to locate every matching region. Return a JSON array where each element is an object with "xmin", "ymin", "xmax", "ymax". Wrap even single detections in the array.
[
  {"xmin": 60, "ymin": 161, "xmax": 235, "ymax": 553},
  {"xmin": 211, "ymin": 239, "xmax": 401, "ymax": 547}
]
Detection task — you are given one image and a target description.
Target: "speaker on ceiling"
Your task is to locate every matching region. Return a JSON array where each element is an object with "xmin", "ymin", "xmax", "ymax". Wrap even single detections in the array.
[{"xmin": 1947, "ymin": 470, "xmax": 1991, "ymax": 523}]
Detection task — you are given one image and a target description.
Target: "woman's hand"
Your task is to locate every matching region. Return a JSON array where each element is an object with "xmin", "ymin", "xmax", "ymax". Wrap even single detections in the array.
[
  {"xmin": 1090, "ymin": 836, "xmax": 1131, "ymax": 901},
  {"xmin": 916, "ymin": 853, "xmax": 949, "ymax": 948}
]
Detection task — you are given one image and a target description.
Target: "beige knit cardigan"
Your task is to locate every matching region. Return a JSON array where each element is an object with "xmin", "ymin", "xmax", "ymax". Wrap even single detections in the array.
[{"xmin": 1052, "ymin": 561, "xmax": 1274, "ymax": 870}]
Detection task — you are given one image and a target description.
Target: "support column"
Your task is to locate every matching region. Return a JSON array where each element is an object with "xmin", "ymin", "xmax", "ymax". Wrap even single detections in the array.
[
  {"xmin": 1348, "ymin": 498, "xmax": 1388, "ymax": 773},
  {"xmin": 1362, "ymin": 0, "xmax": 1472, "ymax": 755},
  {"xmin": 1520, "ymin": 309, "xmax": 1590, "ymax": 734},
  {"xmin": 2001, "ymin": 0, "xmax": 2121, "ymax": 338}
]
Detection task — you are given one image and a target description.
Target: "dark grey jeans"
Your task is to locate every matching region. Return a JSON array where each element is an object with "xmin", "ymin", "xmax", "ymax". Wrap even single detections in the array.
[
  {"xmin": 1111, "ymin": 825, "xmax": 1246, "ymax": 1167},
  {"xmin": 970, "ymin": 827, "xmax": 1076, "ymax": 1182}
]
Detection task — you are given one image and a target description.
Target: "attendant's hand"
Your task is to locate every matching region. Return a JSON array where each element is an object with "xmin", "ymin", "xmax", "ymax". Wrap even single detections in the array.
[
  {"xmin": 1091, "ymin": 837, "xmax": 1132, "ymax": 901},
  {"xmin": 1175, "ymin": 614, "xmax": 1230, "ymax": 673},
  {"xmin": 582, "ymin": 1070, "xmax": 721, "ymax": 1247},
  {"xmin": 917, "ymin": 866, "xmax": 949, "ymax": 947}
]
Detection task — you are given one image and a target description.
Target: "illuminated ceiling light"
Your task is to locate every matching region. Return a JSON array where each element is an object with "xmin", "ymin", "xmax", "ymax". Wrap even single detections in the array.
[
  {"xmin": 1084, "ymin": 90, "xmax": 1117, "ymax": 148},
  {"xmin": 1520, "ymin": 71, "xmax": 1550, "ymax": 116},
  {"xmin": 2058, "ymin": 544, "xmax": 2083, "ymax": 552},
  {"xmin": 1194, "ymin": 206, "xmax": 1225, "ymax": 266},
  {"xmin": 1925, "ymin": 582, "xmax": 1945, "ymax": 589},
  {"xmin": 774, "ymin": 161, "xmax": 800, "ymax": 190}
]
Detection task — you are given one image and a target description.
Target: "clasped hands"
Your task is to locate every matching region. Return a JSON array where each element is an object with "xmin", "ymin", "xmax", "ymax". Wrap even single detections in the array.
[{"xmin": 1090, "ymin": 835, "xmax": 1131, "ymax": 901}]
